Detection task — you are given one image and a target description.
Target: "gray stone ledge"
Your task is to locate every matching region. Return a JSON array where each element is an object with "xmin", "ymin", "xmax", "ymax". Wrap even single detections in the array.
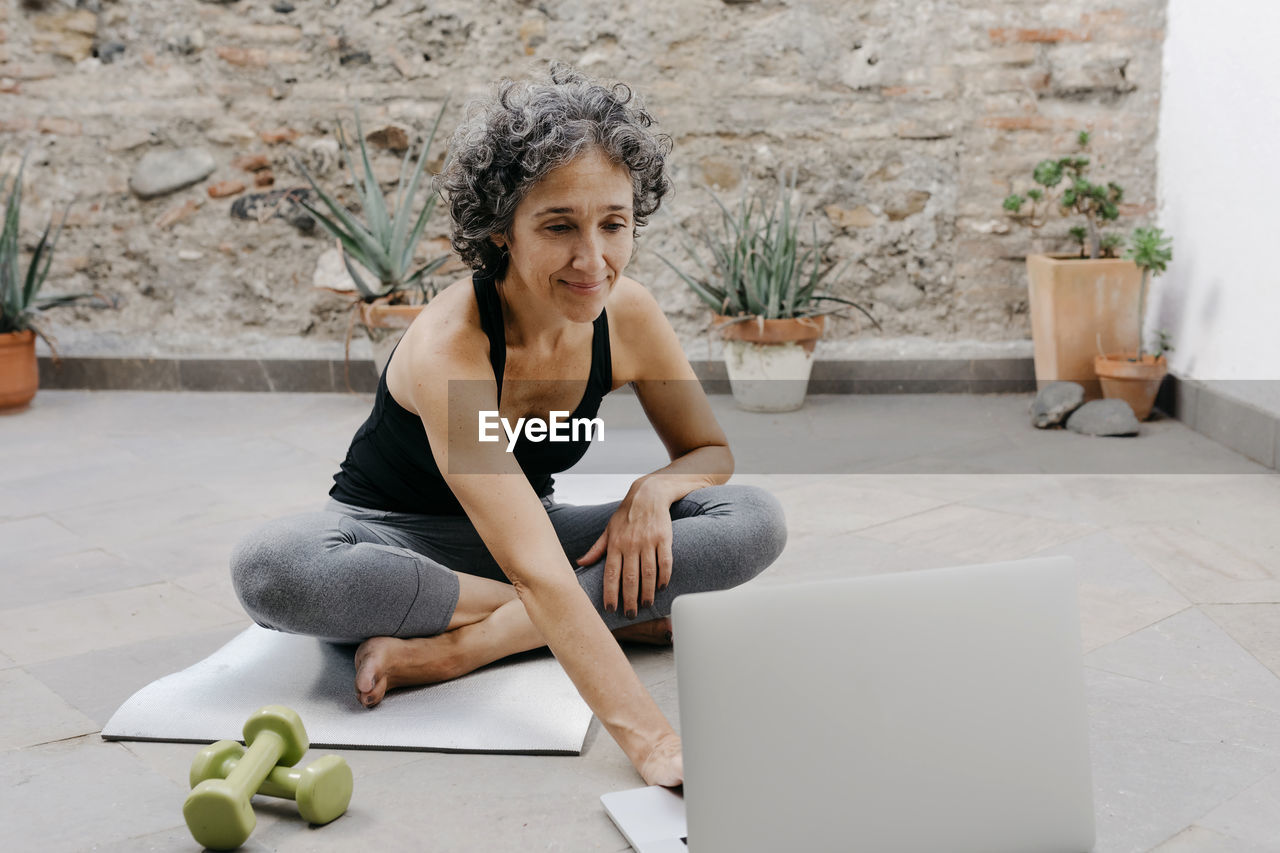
[
  {"xmin": 37, "ymin": 356, "xmax": 1035, "ymax": 397},
  {"xmin": 34, "ymin": 357, "xmax": 1280, "ymax": 472},
  {"xmin": 1156, "ymin": 377, "xmax": 1280, "ymax": 471}
]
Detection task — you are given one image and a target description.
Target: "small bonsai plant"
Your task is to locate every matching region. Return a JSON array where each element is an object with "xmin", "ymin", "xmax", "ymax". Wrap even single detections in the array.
[
  {"xmin": 1003, "ymin": 131, "xmax": 1125, "ymax": 260},
  {"xmin": 290, "ymin": 100, "xmax": 451, "ymax": 306},
  {"xmin": 1123, "ymin": 225, "xmax": 1173, "ymax": 361},
  {"xmin": 1, "ymin": 147, "xmax": 105, "ymax": 360},
  {"xmin": 659, "ymin": 169, "xmax": 880, "ymax": 333}
]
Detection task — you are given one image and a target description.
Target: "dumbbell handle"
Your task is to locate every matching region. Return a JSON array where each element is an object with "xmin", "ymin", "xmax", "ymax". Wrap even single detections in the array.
[
  {"xmin": 224, "ymin": 729, "xmax": 286, "ymax": 799},
  {"xmin": 207, "ymin": 752, "xmax": 308, "ymax": 800}
]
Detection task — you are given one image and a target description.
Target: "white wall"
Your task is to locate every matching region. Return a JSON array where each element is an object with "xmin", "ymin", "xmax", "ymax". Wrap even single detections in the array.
[{"xmin": 1157, "ymin": 0, "xmax": 1280, "ymax": 416}]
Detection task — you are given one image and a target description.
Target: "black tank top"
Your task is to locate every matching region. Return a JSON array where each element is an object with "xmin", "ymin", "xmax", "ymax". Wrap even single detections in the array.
[{"xmin": 329, "ymin": 271, "xmax": 613, "ymax": 515}]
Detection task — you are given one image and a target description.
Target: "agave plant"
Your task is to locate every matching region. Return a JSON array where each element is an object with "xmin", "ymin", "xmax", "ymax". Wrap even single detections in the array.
[
  {"xmin": 290, "ymin": 100, "xmax": 451, "ymax": 304},
  {"xmin": 1, "ymin": 147, "xmax": 104, "ymax": 358},
  {"xmin": 659, "ymin": 169, "xmax": 879, "ymax": 333}
]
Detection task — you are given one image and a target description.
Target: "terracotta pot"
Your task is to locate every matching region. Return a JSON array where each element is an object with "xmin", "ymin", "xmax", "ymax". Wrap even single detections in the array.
[
  {"xmin": 1094, "ymin": 352, "xmax": 1168, "ymax": 421},
  {"xmin": 712, "ymin": 313, "xmax": 825, "ymax": 353},
  {"xmin": 358, "ymin": 298, "xmax": 425, "ymax": 331},
  {"xmin": 711, "ymin": 313, "xmax": 825, "ymax": 413},
  {"xmin": 0, "ymin": 329, "xmax": 38, "ymax": 411},
  {"xmin": 1026, "ymin": 254, "xmax": 1142, "ymax": 400},
  {"xmin": 357, "ymin": 297, "xmax": 427, "ymax": 379}
]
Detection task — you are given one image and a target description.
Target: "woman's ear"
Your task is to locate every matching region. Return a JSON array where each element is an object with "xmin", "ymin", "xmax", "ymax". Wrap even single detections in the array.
[{"xmin": 490, "ymin": 234, "xmax": 507, "ymax": 250}]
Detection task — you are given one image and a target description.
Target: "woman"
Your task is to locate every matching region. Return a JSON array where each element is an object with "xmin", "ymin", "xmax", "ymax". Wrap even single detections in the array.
[{"xmin": 230, "ymin": 64, "xmax": 788, "ymax": 787}]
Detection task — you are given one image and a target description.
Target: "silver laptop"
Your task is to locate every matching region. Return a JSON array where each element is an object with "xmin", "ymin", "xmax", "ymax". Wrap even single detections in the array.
[{"xmin": 602, "ymin": 556, "xmax": 1095, "ymax": 853}]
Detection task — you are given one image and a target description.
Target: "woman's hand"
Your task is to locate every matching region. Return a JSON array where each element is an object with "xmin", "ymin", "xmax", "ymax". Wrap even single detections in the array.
[
  {"xmin": 576, "ymin": 483, "xmax": 673, "ymax": 618},
  {"xmin": 637, "ymin": 731, "xmax": 684, "ymax": 788}
]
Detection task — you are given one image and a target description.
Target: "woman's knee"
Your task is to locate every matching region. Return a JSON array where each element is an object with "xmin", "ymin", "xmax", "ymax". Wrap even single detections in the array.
[
  {"xmin": 685, "ymin": 483, "xmax": 788, "ymax": 582},
  {"xmin": 229, "ymin": 513, "xmax": 337, "ymax": 629}
]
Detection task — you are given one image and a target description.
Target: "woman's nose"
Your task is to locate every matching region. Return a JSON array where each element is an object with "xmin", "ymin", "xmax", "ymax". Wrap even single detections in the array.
[{"xmin": 571, "ymin": 231, "xmax": 606, "ymax": 273}]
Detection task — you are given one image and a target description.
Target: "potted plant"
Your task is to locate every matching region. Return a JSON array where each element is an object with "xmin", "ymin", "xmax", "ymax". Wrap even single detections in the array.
[
  {"xmin": 660, "ymin": 170, "xmax": 879, "ymax": 412},
  {"xmin": 292, "ymin": 101, "xmax": 451, "ymax": 385},
  {"xmin": 1, "ymin": 148, "xmax": 106, "ymax": 411},
  {"xmin": 1094, "ymin": 226, "xmax": 1174, "ymax": 420},
  {"xmin": 1003, "ymin": 131, "xmax": 1143, "ymax": 399}
]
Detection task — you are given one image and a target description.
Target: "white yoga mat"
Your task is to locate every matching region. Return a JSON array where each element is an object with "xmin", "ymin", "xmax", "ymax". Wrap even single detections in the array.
[{"xmin": 102, "ymin": 626, "xmax": 594, "ymax": 754}]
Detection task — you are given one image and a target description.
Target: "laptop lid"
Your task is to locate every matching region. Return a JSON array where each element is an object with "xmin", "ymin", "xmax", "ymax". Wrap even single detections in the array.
[{"xmin": 671, "ymin": 556, "xmax": 1095, "ymax": 853}]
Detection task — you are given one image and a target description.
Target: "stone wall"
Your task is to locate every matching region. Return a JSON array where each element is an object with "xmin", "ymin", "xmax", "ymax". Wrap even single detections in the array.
[{"xmin": 1, "ymin": 0, "xmax": 1166, "ymax": 358}]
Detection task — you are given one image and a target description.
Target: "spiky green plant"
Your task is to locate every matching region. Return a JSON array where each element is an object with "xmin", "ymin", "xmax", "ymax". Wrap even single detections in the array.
[
  {"xmin": 1, "ymin": 147, "xmax": 103, "ymax": 356},
  {"xmin": 658, "ymin": 170, "xmax": 880, "ymax": 334},
  {"xmin": 290, "ymin": 100, "xmax": 451, "ymax": 305},
  {"xmin": 1123, "ymin": 226, "xmax": 1173, "ymax": 361}
]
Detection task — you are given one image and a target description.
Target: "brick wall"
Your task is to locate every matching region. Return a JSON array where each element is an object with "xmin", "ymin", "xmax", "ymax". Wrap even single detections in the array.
[{"xmin": 0, "ymin": 0, "xmax": 1166, "ymax": 357}]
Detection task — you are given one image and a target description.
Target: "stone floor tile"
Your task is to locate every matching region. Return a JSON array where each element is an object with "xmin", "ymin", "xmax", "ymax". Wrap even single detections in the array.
[
  {"xmin": 0, "ymin": 460, "xmax": 187, "ymax": 521},
  {"xmin": 0, "ymin": 582, "xmax": 245, "ymax": 666},
  {"xmin": 0, "ymin": 736, "xmax": 189, "ymax": 853},
  {"xmin": 1149, "ymin": 824, "xmax": 1266, "ymax": 852},
  {"xmin": 1086, "ymin": 668, "xmax": 1280, "ymax": 853},
  {"xmin": 192, "ymin": 461, "xmax": 336, "ymax": 520},
  {"xmin": 7, "ymin": 547, "xmax": 166, "ymax": 611},
  {"xmin": 87, "ymin": 823, "xmax": 205, "ymax": 853},
  {"xmin": 772, "ymin": 478, "xmax": 952, "ymax": 537},
  {"xmin": 847, "ymin": 433, "xmax": 1038, "ymax": 476},
  {"xmin": 1202, "ymin": 604, "xmax": 1280, "ymax": 680},
  {"xmin": 105, "ymin": 513, "xmax": 268, "ymax": 577},
  {"xmin": 1109, "ymin": 521, "xmax": 1280, "ymax": 605},
  {"xmin": 0, "ymin": 668, "xmax": 99, "ymax": 749},
  {"xmin": 171, "ymin": 566, "xmax": 251, "ymax": 621},
  {"xmin": 760, "ymin": 530, "xmax": 959, "ymax": 584},
  {"xmin": 27, "ymin": 622, "xmax": 249, "ymax": 726},
  {"xmin": 1086, "ymin": 608, "xmax": 1280, "ymax": 710},
  {"xmin": 1191, "ymin": 766, "xmax": 1280, "ymax": 849},
  {"xmin": 855, "ymin": 502, "xmax": 1095, "ymax": 562},
  {"xmin": 106, "ymin": 432, "xmax": 329, "ymax": 477},
  {"xmin": 1059, "ymin": 475, "xmax": 1280, "ymax": 553},
  {"xmin": 845, "ymin": 472, "xmax": 1036, "ymax": 504},
  {"xmin": 47, "ymin": 484, "xmax": 257, "ymax": 547},
  {"xmin": 0, "ymin": 515, "xmax": 88, "ymax": 568},
  {"xmin": 321, "ymin": 748, "xmax": 647, "ymax": 852},
  {"xmin": 0, "ymin": 436, "xmax": 143, "ymax": 486},
  {"xmin": 1039, "ymin": 531, "xmax": 1191, "ymax": 652},
  {"xmin": 960, "ymin": 476, "xmax": 1104, "ymax": 525}
]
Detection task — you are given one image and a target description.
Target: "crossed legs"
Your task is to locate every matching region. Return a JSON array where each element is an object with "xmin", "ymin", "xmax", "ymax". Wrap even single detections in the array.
[
  {"xmin": 231, "ymin": 484, "xmax": 787, "ymax": 708},
  {"xmin": 354, "ymin": 572, "xmax": 672, "ymax": 707}
]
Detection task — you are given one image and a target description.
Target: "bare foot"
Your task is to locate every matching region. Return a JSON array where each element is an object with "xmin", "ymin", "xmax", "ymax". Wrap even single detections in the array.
[
  {"xmin": 612, "ymin": 615, "xmax": 674, "ymax": 646},
  {"xmin": 354, "ymin": 633, "xmax": 464, "ymax": 708}
]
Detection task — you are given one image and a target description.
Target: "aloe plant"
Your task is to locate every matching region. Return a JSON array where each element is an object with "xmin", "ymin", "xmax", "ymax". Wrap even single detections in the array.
[
  {"xmin": 1123, "ymin": 226, "xmax": 1173, "ymax": 361},
  {"xmin": 659, "ymin": 170, "xmax": 879, "ymax": 333},
  {"xmin": 290, "ymin": 100, "xmax": 451, "ymax": 304},
  {"xmin": 1, "ymin": 147, "xmax": 103, "ymax": 355}
]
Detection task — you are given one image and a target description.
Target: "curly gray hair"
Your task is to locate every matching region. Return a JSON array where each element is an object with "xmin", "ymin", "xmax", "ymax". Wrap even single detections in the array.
[{"xmin": 436, "ymin": 62, "xmax": 672, "ymax": 278}]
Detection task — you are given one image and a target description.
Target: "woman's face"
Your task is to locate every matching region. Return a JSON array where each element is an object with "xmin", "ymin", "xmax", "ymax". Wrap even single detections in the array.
[{"xmin": 495, "ymin": 147, "xmax": 635, "ymax": 324}]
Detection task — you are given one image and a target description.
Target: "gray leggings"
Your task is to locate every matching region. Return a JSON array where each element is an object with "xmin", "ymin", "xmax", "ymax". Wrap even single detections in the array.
[{"xmin": 229, "ymin": 484, "xmax": 788, "ymax": 643}]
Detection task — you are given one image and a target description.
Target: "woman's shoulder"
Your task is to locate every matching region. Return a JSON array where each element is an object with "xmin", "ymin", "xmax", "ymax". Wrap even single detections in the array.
[
  {"xmin": 607, "ymin": 275, "xmax": 688, "ymax": 387},
  {"xmin": 387, "ymin": 276, "xmax": 492, "ymax": 414}
]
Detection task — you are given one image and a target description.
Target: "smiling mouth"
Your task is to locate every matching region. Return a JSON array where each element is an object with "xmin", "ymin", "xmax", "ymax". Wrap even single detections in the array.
[{"xmin": 562, "ymin": 279, "xmax": 606, "ymax": 291}]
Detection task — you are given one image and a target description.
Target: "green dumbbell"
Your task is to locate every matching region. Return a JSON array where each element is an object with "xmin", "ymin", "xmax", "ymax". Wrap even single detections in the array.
[
  {"xmin": 182, "ymin": 705, "xmax": 309, "ymax": 851},
  {"xmin": 189, "ymin": 740, "xmax": 353, "ymax": 826}
]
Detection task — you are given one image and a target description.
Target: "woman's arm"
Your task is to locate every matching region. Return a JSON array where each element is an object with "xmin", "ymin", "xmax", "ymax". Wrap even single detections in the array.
[
  {"xmin": 574, "ymin": 279, "xmax": 736, "ymax": 614},
  {"xmin": 407, "ymin": 333, "xmax": 678, "ymax": 780}
]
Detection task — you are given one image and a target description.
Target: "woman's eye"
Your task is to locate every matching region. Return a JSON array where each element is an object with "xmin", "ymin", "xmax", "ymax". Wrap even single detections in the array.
[
  {"xmin": 547, "ymin": 224, "xmax": 571, "ymax": 233},
  {"xmin": 604, "ymin": 223, "xmax": 628, "ymax": 232}
]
